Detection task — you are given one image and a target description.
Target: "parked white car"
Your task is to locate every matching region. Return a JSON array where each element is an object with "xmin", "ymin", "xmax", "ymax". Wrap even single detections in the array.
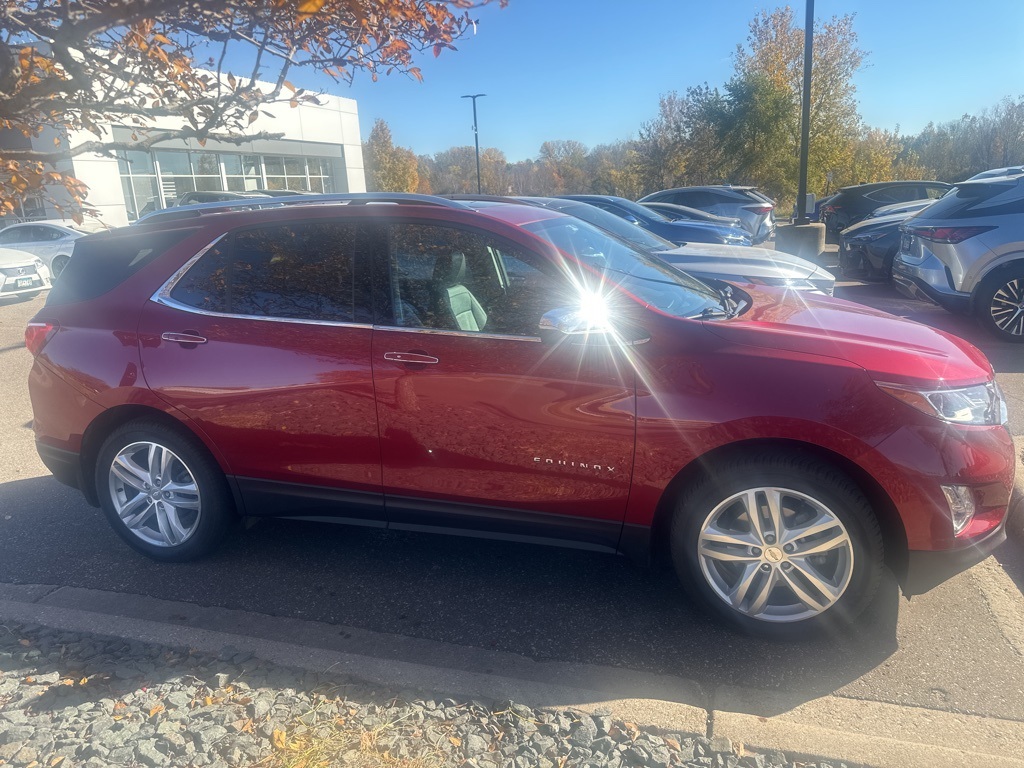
[
  {"xmin": 0, "ymin": 247, "xmax": 52, "ymax": 300},
  {"xmin": 0, "ymin": 220, "xmax": 104, "ymax": 279}
]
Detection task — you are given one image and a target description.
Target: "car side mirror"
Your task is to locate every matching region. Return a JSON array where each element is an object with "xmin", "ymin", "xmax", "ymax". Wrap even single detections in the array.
[
  {"xmin": 623, "ymin": 214, "xmax": 640, "ymax": 225},
  {"xmin": 539, "ymin": 307, "xmax": 649, "ymax": 346}
]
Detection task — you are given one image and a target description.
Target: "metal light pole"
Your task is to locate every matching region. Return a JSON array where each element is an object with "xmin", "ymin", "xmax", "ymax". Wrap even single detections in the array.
[
  {"xmin": 461, "ymin": 93, "xmax": 486, "ymax": 194},
  {"xmin": 795, "ymin": 0, "xmax": 814, "ymax": 224}
]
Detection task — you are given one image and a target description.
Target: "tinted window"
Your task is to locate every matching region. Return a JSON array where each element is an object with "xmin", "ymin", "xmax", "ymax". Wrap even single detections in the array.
[
  {"xmin": 46, "ymin": 228, "xmax": 198, "ymax": 307},
  {"xmin": 916, "ymin": 182, "xmax": 1024, "ymax": 221},
  {"xmin": 865, "ymin": 185, "xmax": 921, "ymax": 204},
  {"xmin": 0, "ymin": 228, "xmax": 26, "ymax": 244},
  {"xmin": 386, "ymin": 223, "xmax": 564, "ymax": 336},
  {"xmin": 170, "ymin": 222, "xmax": 371, "ymax": 323}
]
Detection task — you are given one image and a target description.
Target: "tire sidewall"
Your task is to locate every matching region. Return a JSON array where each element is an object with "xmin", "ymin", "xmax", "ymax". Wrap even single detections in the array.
[
  {"xmin": 95, "ymin": 421, "xmax": 233, "ymax": 562},
  {"xmin": 977, "ymin": 266, "xmax": 1024, "ymax": 342},
  {"xmin": 671, "ymin": 459, "xmax": 883, "ymax": 638}
]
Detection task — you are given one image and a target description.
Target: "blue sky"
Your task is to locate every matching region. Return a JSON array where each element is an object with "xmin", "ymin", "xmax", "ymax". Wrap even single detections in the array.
[{"xmin": 300, "ymin": 1, "xmax": 1024, "ymax": 161}]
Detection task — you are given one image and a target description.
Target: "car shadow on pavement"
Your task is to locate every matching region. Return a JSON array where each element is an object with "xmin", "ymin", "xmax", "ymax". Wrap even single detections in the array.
[{"xmin": 0, "ymin": 475, "xmax": 899, "ymax": 717}]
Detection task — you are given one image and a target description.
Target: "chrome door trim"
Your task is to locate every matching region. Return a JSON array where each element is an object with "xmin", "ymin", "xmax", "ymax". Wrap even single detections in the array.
[{"xmin": 372, "ymin": 325, "xmax": 542, "ymax": 343}]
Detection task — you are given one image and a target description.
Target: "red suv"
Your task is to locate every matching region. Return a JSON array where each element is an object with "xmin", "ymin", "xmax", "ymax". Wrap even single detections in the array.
[{"xmin": 26, "ymin": 195, "xmax": 1014, "ymax": 635}]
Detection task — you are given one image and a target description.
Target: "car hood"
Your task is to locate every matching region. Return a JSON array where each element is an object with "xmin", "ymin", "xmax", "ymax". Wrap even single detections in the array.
[
  {"xmin": 842, "ymin": 213, "xmax": 906, "ymax": 235},
  {"xmin": 703, "ymin": 287, "xmax": 993, "ymax": 387},
  {"xmin": 0, "ymin": 247, "xmax": 39, "ymax": 268},
  {"xmin": 657, "ymin": 243, "xmax": 821, "ymax": 280}
]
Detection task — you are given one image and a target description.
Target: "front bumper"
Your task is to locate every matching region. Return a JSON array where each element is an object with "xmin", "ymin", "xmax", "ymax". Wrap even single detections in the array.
[
  {"xmin": 0, "ymin": 269, "xmax": 50, "ymax": 297},
  {"xmin": 892, "ymin": 253, "xmax": 972, "ymax": 314},
  {"xmin": 903, "ymin": 520, "xmax": 1006, "ymax": 596}
]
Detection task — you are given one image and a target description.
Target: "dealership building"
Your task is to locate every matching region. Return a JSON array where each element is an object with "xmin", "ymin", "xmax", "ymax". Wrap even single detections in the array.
[{"xmin": 5, "ymin": 88, "xmax": 366, "ymax": 227}]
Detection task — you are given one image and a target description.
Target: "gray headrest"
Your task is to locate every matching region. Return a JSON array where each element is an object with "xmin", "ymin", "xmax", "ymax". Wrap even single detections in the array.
[{"xmin": 433, "ymin": 251, "xmax": 467, "ymax": 286}]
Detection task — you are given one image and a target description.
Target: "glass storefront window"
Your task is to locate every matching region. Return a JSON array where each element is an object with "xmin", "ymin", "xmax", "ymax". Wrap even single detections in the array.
[
  {"xmin": 155, "ymin": 151, "xmax": 191, "ymax": 176},
  {"xmin": 120, "ymin": 150, "xmax": 336, "ymax": 220}
]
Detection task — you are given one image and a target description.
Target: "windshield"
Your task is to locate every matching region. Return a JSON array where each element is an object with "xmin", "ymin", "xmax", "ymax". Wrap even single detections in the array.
[{"xmin": 522, "ymin": 217, "xmax": 724, "ymax": 319}]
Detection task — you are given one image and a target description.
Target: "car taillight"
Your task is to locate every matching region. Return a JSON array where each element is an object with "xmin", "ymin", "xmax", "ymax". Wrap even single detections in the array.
[
  {"xmin": 905, "ymin": 225, "xmax": 994, "ymax": 244},
  {"xmin": 25, "ymin": 321, "xmax": 58, "ymax": 356},
  {"xmin": 821, "ymin": 204, "xmax": 841, "ymax": 214},
  {"xmin": 743, "ymin": 204, "xmax": 773, "ymax": 215}
]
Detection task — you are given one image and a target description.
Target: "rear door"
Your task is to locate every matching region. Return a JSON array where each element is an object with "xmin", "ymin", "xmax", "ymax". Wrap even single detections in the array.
[
  {"xmin": 369, "ymin": 218, "xmax": 636, "ymax": 550},
  {"xmin": 138, "ymin": 217, "xmax": 385, "ymax": 524}
]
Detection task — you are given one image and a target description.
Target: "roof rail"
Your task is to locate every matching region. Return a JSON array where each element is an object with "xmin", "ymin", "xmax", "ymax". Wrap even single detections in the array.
[{"xmin": 132, "ymin": 192, "xmax": 467, "ymax": 226}]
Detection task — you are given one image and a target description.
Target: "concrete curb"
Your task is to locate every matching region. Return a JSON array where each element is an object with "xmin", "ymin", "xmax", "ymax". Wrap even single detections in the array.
[{"xmin": 1, "ymin": 582, "xmax": 1023, "ymax": 768}]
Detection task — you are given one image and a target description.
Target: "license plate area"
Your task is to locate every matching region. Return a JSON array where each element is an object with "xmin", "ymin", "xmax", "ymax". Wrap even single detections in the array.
[
  {"xmin": 16, "ymin": 277, "xmax": 33, "ymax": 288},
  {"xmin": 900, "ymin": 233, "xmax": 912, "ymax": 252}
]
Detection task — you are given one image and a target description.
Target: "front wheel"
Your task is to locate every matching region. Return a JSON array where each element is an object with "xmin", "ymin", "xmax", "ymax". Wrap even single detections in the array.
[
  {"xmin": 976, "ymin": 268, "xmax": 1024, "ymax": 342},
  {"xmin": 671, "ymin": 453, "xmax": 884, "ymax": 637},
  {"xmin": 95, "ymin": 420, "xmax": 235, "ymax": 561}
]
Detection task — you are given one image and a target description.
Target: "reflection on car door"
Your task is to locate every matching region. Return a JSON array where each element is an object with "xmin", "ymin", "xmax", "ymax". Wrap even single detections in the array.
[
  {"xmin": 137, "ymin": 218, "xmax": 385, "ymax": 524},
  {"xmin": 370, "ymin": 220, "xmax": 637, "ymax": 551}
]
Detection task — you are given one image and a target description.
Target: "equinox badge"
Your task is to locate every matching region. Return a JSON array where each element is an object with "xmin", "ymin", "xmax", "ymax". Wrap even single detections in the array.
[{"xmin": 534, "ymin": 457, "xmax": 615, "ymax": 473}]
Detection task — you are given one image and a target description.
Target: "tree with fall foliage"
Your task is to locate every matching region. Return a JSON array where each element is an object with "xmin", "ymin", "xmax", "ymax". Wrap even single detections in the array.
[
  {"xmin": 363, "ymin": 119, "xmax": 418, "ymax": 192},
  {"xmin": 0, "ymin": 0, "xmax": 501, "ymax": 218}
]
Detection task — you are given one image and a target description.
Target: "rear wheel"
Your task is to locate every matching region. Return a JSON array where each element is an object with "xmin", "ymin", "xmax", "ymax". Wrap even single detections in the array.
[
  {"xmin": 670, "ymin": 452, "xmax": 884, "ymax": 637},
  {"xmin": 95, "ymin": 420, "xmax": 235, "ymax": 561},
  {"xmin": 51, "ymin": 255, "xmax": 70, "ymax": 280},
  {"xmin": 977, "ymin": 267, "xmax": 1024, "ymax": 342}
]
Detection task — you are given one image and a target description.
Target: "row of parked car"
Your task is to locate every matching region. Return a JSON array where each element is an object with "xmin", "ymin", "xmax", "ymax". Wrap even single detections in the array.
[
  {"xmin": 830, "ymin": 167, "xmax": 1024, "ymax": 341},
  {"xmin": 0, "ymin": 186, "xmax": 794, "ymax": 307}
]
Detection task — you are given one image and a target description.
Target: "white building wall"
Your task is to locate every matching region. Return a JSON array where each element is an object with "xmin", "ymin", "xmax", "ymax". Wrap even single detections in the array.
[{"xmin": 54, "ymin": 85, "xmax": 365, "ymax": 227}]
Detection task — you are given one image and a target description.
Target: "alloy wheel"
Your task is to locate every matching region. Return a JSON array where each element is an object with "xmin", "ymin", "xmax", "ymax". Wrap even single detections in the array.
[
  {"xmin": 989, "ymin": 278, "xmax": 1024, "ymax": 336},
  {"xmin": 696, "ymin": 487, "xmax": 854, "ymax": 623},
  {"xmin": 107, "ymin": 441, "xmax": 202, "ymax": 547}
]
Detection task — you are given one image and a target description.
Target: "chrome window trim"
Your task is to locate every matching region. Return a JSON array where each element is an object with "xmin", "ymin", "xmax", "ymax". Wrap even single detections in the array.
[
  {"xmin": 149, "ymin": 232, "xmax": 373, "ymax": 330},
  {"xmin": 373, "ymin": 325, "xmax": 542, "ymax": 343}
]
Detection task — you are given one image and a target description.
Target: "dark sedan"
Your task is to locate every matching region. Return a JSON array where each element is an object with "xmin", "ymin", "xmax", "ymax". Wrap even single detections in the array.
[
  {"xmin": 821, "ymin": 181, "xmax": 951, "ymax": 234},
  {"xmin": 559, "ymin": 195, "xmax": 751, "ymax": 246},
  {"xmin": 838, "ymin": 212, "xmax": 906, "ymax": 281}
]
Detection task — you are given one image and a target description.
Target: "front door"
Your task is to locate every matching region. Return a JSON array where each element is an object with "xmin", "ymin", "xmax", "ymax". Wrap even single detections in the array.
[
  {"xmin": 370, "ymin": 220, "xmax": 636, "ymax": 551},
  {"xmin": 138, "ymin": 217, "xmax": 384, "ymax": 524}
]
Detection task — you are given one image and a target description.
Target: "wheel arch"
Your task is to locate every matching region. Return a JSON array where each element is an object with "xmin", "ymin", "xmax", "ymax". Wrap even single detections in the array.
[
  {"xmin": 641, "ymin": 438, "xmax": 908, "ymax": 579},
  {"xmin": 79, "ymin": 404, "xmax": 233, "ymax": 508},
  {"xmin": 971, "ymin": 253, "xmax": 1024, "ymax": 313}
]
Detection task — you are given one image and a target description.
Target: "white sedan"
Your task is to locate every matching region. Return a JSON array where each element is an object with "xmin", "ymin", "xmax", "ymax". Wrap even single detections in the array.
[
  {"xmin": 0, "ymin": 220, "xmax": 103, "ymax": 279},
  {"xmin": 0, "ymin": 247, "xmax": 51, "ymax": 301}
]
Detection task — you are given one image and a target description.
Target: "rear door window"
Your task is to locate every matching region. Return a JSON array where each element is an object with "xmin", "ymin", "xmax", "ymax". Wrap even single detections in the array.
[{"xmin": 168, "ymin": 221, "xmax": 373, "ymax": 323}]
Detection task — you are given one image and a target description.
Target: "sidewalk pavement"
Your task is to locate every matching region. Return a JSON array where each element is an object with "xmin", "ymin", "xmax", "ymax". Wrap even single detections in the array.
[{"xmin": 2, "ymin": 582, "xmax": 1023, "ymax": 768}]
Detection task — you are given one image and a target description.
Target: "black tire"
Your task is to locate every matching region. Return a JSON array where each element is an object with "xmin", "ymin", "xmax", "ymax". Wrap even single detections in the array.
[
  {"xmin": 95, "ymin": 420, "xmax": 235, "ymax": 561},
  {"xmin": 51, "ymin": 255, "xmax": 70, "ymax": 280},
  {"xmin": 976, "ymin": 267, "xmax": 1024, "ymax": 342},
  {"xmin": 670, "ymin": 451, "xmax": 884, "ymax": 638}
]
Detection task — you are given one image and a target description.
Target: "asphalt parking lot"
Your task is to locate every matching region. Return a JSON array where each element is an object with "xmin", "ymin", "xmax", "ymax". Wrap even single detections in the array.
[{"xmin": 1, "ymin": 280, "xmax": 1023, "ymax": 732}]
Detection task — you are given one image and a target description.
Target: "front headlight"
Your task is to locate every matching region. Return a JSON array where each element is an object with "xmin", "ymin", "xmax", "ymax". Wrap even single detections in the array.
[
  {"xmin": 33, "ymin": 258, "xmax": 45, "ymax": 269},
  {"xmin": 876, "ymin": 380, "xmax": 1007, "ymax": 426}
]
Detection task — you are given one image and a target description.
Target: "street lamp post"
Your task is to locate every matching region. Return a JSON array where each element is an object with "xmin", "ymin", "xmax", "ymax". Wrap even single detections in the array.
[
  {"xmin": 461, "ymin": 93, "xmax": 486, "ymax": 194},
  {"xmin": 795, "ymin": 0, "xmax": 814, "ymax": 224}
]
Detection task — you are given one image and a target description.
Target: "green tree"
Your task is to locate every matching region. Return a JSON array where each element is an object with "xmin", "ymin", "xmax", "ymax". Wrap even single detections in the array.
[
  {"xmin": 732, "ymin": 6, "xmax": 866, "ymax": 200},
  {"xmin": 363, "ymin": 119, "xmax": 418, "ymax": 192}
]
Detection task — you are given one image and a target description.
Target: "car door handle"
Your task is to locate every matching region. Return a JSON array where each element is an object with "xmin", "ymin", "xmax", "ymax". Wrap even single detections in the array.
[
  {"xmin": 161, "ymin": 332, "xmax": 208, "ymax": 345},
  {"xmin": 383, "ymin": 352, "xmax": 439, "ymax": 364}
]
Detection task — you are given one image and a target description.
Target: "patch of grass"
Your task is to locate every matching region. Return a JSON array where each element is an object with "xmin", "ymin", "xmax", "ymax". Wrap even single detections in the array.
[{"xmin": 257, "ymin": 707, "xmax": 447, "ymax": 768}]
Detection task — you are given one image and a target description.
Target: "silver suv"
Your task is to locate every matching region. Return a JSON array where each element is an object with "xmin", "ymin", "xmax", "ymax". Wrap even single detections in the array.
[{"xmin": 892, "ymin": 174, "xmax": 1024, "ymax": 341}]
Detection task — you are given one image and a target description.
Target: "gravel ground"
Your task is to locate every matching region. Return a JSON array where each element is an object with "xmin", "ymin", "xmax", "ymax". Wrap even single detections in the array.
[{"xmin": 0, "ymin": 622, "xmax": 862, "ymax": 768}]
